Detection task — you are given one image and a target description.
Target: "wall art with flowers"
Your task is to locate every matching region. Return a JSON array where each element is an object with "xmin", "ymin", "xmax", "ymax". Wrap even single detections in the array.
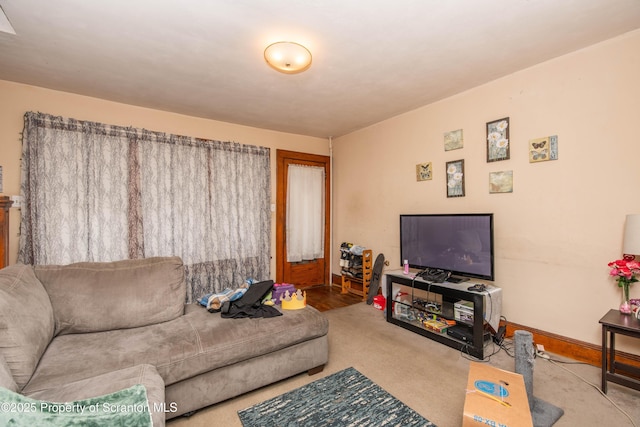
[
  {"xmin": 446, "ymin": 159, "xmax": 465, "ymax": 197},
  {"xmin": 486, "ymin": 117, "xmax": 510, "ymax": 162}
]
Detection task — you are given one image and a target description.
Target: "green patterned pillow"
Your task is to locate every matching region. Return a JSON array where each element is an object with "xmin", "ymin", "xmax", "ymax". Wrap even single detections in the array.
[{"xmin": 0, "ymin": 384, "xmax": 152, "ymax": 426}]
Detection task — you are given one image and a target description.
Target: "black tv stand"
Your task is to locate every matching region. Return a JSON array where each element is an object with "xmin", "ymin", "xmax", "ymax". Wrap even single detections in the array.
[
  {"xmin": 383, "ymin": 271, "xmax": 501, "ymax": 359},
  {"xmin": 447, "ymin": 276, "xmax": 468, "ymax": 284}
]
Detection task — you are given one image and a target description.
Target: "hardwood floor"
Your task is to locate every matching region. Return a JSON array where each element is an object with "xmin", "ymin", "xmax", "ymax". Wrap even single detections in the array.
[{"xmin": 301, "ymin": 284, "xmax": 363, "ymax": 312}]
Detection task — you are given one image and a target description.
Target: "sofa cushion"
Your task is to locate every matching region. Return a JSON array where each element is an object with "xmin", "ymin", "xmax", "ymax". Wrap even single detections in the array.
[
  {"xmin": 23, "ymin": 304, "xmax": 329, "ymax": 394},
  {"xmin": 0, "ymin": 264, "xmax": 55, "ymax": 390},
  {"xmin": 34, "ymin": 257, "xmax": 185, "ymax": 335}
]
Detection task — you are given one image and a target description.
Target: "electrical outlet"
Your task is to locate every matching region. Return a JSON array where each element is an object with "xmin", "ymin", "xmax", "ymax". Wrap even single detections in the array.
[
  {"xmin": 9, "ymin": 195, "xmax": 22, "ymax": 208},
  {"xmin": 536, "ymin": 343, "xmax": 545, "ymax": 353}
]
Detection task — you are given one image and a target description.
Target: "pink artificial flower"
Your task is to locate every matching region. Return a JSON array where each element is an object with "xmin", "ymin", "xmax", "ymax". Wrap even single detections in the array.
[
  {"xmin": 607, "ymin": 258, "xmax": 640, "ymax": 283},
  {"xmin": 627, "ymin": 260, "xmax": 640, "ymax": 270},
  {"xmin": 620, "ymin": 267, "xmax": 633, "ymax": 279}
]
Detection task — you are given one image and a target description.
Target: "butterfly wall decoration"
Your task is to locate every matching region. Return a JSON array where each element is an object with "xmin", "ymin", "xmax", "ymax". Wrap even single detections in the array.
[
  {"xmin": 529, "ymin": 135, "xmax": 558, "ymax": 163},
  {"xmin": 416, "ymin": 162, "xmax": 432, "ymax": 181}
]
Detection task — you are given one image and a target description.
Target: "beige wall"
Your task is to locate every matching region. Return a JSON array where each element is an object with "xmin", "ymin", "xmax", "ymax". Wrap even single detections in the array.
[
  {"xmin": 332, "ymin": 29, "xmax": 640, "ymax": 349},
  {"xmin": 0, "ymin": 80, "xmax": 329, "ymax": 273}
]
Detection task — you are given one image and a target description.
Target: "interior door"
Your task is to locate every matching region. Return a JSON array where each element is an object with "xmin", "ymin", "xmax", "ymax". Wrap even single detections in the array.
[{"xmin": 276, "ymin": 150, "xmax": 330, "ymax": 288}]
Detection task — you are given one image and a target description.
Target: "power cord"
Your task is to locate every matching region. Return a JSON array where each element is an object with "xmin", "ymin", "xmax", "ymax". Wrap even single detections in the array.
[
  {"xmin": 535, "ymin": 348, "xmax": 638, "ymax": 427},
  {"xmin": 493, "ymin": 325, "xmax": 637, "ymax": 427},
  {"xmin": 474, "ymin": 337, "xmax": 637, "ymax": 426},
  {"xmin": 490, "ymin": 322, "xmax": 636, "ymax": 427},
  {"xmin": 498, "ymin": 338, "xmax": 515, "ymax": 358},
  {"xmin": 459, "ymin": 315, "xmax": 511, "ymax": 362},
  {"xmin": 493, "ymin": 324, "xmax": 506, "ymax": 346},
  {"xmin": 459, "ymin": 332, "xmax": 505, "ymax": 363}
]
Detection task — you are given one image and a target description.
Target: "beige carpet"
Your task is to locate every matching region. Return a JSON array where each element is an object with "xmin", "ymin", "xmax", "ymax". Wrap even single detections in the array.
[{"xmin": 168, "ymin": 303, "xmax": 640, "ymax": 427}]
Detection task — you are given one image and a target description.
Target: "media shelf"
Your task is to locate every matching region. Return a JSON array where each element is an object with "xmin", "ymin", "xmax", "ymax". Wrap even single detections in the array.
[{"xmin": 383, "ymin": 271, "xmax": 502, "ymax": 359}]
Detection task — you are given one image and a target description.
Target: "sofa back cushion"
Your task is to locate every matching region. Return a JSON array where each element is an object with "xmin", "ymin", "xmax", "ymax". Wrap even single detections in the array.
[
  {"xmin": 0, "ymin": 264, "xmax": 55, "ymax": 390},
  {"xmin": 34, "ymin": 257, "xmax": 186, "ymax": 335}
]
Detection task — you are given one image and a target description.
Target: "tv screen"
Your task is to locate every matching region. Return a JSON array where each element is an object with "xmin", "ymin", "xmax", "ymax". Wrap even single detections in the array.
[{"xmin": 400, "ymin": 213, "xmax": 494, "ymax": 281}]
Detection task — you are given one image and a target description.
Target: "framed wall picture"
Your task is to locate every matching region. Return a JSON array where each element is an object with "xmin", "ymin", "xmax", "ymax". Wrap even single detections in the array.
[
  {"xmin": 416, "ymin": 162, "xmax": 432, "ymax": 181},
  {"xmin": 446, "ymin": 159, "xmax": 465, "ymax": 197},
  {"xmin": 489, "ymin": 170, "xmax": 513, "ymax": 193},
  {"xmin": 529, "ymin": 135, "xmax": 558, "ymax": 163},
  {"xmin": 486, "ymin": 117, "xmax": 510, "ymax": 162},
  {"xmin": 444, "ymin": 129, "xmax": 463, "ymax": 151}
]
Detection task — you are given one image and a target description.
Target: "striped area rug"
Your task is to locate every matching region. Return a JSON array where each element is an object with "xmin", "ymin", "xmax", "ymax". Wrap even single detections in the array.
[{"xmin": 238, "ymin": 367, "xmax": 436, "ymax": 426}]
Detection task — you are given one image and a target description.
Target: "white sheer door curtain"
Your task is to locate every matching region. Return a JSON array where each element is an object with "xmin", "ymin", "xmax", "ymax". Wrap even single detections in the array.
[
  {"xmin": 19, "ymin": 112, "xmax": 271, "ymax": 303},
  {"xmin": 286, "ymin": 164, "xmax": 325, "ymax": 263}
]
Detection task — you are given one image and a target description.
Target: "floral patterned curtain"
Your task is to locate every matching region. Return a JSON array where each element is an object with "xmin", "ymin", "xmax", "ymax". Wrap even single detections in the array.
[{"xmin": 19, "ymin": 112, "xmax": 271, "ymax": 303}]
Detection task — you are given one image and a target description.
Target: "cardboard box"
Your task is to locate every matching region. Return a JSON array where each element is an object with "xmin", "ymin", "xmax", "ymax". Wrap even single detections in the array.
[
  {"xmin": 463, "ymin": 362, "xmax": 533, "ymax": 427},
  {"xmin": 422, "ymin": 318, "xmax": 449, "ymax": 333}
]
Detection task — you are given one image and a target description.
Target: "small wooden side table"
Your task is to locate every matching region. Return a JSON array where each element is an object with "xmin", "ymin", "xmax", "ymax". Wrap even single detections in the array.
[{"xmin": 599, "ymin": 309, "xmax": 640, "ymax": 393}]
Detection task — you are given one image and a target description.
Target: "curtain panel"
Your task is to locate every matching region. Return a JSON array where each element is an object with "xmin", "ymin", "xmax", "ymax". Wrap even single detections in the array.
[
  {"xmin": 286, "ymin": 164, "xmax": 325, "ymax": 262},
  {"xmin": 19, "ymin": 112, "xmax": 271, "ymax": 303}
]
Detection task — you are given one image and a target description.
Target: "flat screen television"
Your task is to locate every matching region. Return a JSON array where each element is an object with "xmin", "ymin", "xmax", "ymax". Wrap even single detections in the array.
[{"xmin": 400, "ymin": 213, "xmax": 494, "ymax": 282}]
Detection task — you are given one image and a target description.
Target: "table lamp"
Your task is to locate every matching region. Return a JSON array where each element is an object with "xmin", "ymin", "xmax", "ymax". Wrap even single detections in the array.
[{"xmin": 623, "ymin": 214, "xmax": 640, "ymax": 258}]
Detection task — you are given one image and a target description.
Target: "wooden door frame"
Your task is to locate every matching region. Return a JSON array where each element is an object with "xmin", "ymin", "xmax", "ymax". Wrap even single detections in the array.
[{"xmin": 276, "ymin": 149, "xmax": 331, "ymax": 285}]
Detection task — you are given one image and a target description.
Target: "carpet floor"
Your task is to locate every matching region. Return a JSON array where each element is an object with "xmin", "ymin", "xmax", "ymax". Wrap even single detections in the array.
[{"xmin": 168, "ymin": 302, "xmax": 640, "ymax": 427}]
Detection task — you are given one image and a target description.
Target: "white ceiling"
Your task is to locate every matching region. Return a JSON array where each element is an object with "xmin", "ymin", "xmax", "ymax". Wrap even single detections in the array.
[{"xmin": 1, "ymin": 0, "xmax": 639, "ymax": 138}]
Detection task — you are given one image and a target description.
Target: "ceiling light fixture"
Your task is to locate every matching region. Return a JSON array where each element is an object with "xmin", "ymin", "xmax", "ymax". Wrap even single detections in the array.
[{"xmin": 264, "ymin": 41, "xmax": 312, "ymax": 74}]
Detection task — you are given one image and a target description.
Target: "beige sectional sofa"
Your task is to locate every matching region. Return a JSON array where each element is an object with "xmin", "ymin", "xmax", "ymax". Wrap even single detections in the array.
[{"xmin": 0, "ymin": 257, "xmax": 329, "ymax": 426}]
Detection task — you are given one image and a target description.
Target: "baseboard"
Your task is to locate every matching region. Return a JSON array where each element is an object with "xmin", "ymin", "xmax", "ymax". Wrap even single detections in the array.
[{"xmin": 504, "ymin": 321, "xmax": 640, "ymax": 370}]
